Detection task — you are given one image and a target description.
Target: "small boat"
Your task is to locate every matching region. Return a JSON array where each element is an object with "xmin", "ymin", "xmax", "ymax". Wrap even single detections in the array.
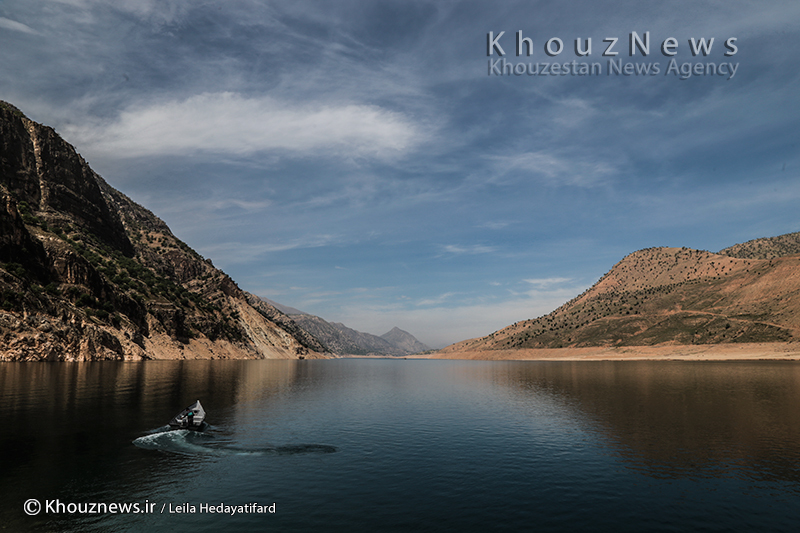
[{"xmin": 168, "ymin": 400, "xmax": 207, "ymax": 431}]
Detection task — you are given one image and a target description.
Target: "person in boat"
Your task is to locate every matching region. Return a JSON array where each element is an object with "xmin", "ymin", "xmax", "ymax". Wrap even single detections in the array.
[{"xmin": 187, "ymin": 410, "xmax": 194, "ymax": 428}]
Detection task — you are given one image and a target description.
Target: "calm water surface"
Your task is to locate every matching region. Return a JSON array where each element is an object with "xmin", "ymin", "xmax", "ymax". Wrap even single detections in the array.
[{"xmin": 2, "ymin": 359, "xmax": 800, "ymax": 532}]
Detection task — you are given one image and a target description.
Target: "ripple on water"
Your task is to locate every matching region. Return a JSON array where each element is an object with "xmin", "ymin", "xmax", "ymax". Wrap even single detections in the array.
[{"xmin": 133, "ymin": 427, "xmax": 337, "ymax": 456}]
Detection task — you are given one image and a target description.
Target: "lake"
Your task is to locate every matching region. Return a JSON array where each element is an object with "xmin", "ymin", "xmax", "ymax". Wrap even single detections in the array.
[{"xmin": 2, "ymin": 359, "xmax": 800, "ymax": 532}]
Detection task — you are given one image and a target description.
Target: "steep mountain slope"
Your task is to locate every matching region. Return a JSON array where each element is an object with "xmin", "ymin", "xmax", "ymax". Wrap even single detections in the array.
[
  {"xmin": 261, "ymin": 297, "xmax": 306, "ymax": 316},
  {"xmin": 0, "ymin": 101, "xmax": 326, "ymax": 361},
  {"xmin": 287, "ymin": 311, "xmax": 429, "ymax": 355},
  {"xmin": 380, "ymin": 327, "xmax": 430, "ymax": 354},
  {"xmin": 443, "ymin": 237, "xmax": 800, "ymax": 353}
]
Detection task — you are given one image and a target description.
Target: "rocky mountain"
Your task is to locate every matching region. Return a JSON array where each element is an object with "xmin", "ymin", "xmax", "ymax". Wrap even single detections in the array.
[
  {"xmin": 442, "ymin": 234, "xmax": 800, "ymax": 353},
  {"xmin": 0, "ymin": 101, "xmax": 327, "ymax": 361},
  {"xmin": 380, "ymin": 326, "xmax": 430, "ymax": 354},
  {"xmin": 272, "ymin": 304, "xmax": 429, "ymax": 355},
  {"xmin": 261, "ymin": 297, "xmax": 306, "ymax": 316}
]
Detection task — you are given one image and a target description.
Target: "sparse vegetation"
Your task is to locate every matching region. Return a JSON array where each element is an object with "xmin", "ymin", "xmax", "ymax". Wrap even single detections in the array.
[{"xmin": 463, "ymin": 243, "xmax": 800, "ymax": 350}]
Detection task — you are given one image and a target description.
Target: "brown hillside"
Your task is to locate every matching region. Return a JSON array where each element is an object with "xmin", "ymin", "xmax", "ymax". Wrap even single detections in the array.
[
  {"xmin": 443, "ymin": 243, "xmax": 800, "ymax": 353},
  {"xmin": 720, "ymin": 231, "xmax": 800, "ymax": 259}
]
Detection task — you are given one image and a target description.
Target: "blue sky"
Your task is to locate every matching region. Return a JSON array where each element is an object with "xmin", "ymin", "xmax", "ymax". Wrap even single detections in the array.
[{"xmin": 1, "ymin": 1, "xmax": 799, "ymax": 347}]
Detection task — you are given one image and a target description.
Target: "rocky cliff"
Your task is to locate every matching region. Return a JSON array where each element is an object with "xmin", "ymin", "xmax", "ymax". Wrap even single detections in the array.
[{"xmin": 0, "ymin": 101, "xmax": 327, "ymax": 361}]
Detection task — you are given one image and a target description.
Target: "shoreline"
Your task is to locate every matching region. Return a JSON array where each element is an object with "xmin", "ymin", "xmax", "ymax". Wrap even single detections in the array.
[{"xmin": 429, "ymin": 342, "xmax": 800, "ymax": 361}]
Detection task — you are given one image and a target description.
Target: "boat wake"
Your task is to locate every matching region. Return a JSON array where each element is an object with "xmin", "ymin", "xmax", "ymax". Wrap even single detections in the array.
[{"xmin": 133, "ymin": 427, "xmax": 337, "ymax": 456}]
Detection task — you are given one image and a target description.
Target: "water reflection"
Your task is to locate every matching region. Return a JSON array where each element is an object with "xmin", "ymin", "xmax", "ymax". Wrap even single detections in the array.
[
  {"xmin": 0, "ymin": 360, "xmax": 314, "ymax": 531},
  {"xmin": 4, "ymin": 359, "xmax": 800, "ymax": 532},
  {"xmin": 486, "ymin": 361, "xmax": 800, "ymax": 483}
]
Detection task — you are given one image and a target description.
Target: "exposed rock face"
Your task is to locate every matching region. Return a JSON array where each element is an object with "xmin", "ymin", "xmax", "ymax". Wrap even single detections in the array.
[
  {"xmin": 0, "ymin": 101, "xmax": 327, "ymax": 361},
  {"xmin": 380, "ymin": 327, "xmax": 430, "ymax": 354},
  {"xmin": 443, "ymin": 238, "xmax": 800, "ymax": 353},
  {"xmin": 243, "ymin": 293, "xmax": 328, "ymax": 354},
  {"xmin": 288, "ymin": 311, "xmax": 428, "ymax": 356}
]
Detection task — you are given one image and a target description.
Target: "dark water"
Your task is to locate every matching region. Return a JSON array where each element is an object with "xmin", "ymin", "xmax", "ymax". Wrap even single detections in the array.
[{"xmin": 2, "ymin": 359, "xmax": 800, "ymax": 532}]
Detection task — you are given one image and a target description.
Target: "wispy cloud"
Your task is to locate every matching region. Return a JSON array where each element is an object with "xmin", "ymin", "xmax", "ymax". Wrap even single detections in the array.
[
  {"xmin": 442, "ymin": 244, "xmax": 496, "ymax": 255},
  {"xmin": 0, "ymin": 17, "xmax": 37, "ymax": 35},
  {"xmin": 64, "ymin": 92, "xmax": 422, "ymax": 160},
  {"xmin": 198, "ymin": 233, "xmax": 343, "ymax": 265},
  {"xmin": 477, "ymin": 221, "xmax": 513, "ymax": 230},
  {"xmin": 523, "ymin": 277, "xmax": 572, "ymax": 288},
  {"xmin": 416, "ymin": 292, "xmax": 457, "ymax": 306},
  {"xmin": 50, "ymin": 0, "xmax": 187, "ymax": 26},
  {"xmin": 218, "ymin": 199, "xmax": 272, "ymax": 212},
  {"xmin": 489, "ymin": 151, "xmax": 617, "ymax": 188}
]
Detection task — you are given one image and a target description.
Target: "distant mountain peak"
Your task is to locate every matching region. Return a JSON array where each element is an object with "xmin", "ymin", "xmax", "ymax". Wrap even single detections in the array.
[
  {"xmin": 380, "ymin": 326, "xmax": 430, "ymax": 354},
  {"xmin": 261, "ymin": 298, "xmax": 430, "ymax": 356}
]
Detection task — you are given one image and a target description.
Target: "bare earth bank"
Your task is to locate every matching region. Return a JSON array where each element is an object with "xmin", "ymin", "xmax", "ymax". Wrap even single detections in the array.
[{"xmin": 428, "ymin": 342, "xmax": 800, "ymax": 361}]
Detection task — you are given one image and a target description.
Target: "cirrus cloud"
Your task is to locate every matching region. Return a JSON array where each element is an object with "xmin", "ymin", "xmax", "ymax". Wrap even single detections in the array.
[{"xmin": 0, "ymin": 17, "xmax": 37, "ymax": 35}]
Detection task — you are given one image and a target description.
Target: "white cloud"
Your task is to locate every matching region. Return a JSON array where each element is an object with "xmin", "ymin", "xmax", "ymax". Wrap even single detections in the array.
[
  {"xmin": 0, "ymin": 17, "xmax": 37, "ymax": 35},
  {"xmin": 477, "ymin": 220, "xmax": 512, "ymax": 230},
  {"xmin": 50, "ymin": 0, "xmax": 186, "ymax": 25},
  {"xmin": 442, "ymin": 244, "xmax": 496, "ymax": 255},
  {"xmin": 491, "ymin": 151, "xmax": 616, "ymax": 188},
  {"xmin": 218, "ymin": 199, "xmax": 273, "ymax": 212},
  {"xmin": 416, "ymin": 292, "xmax": 457, "ymax": 307},
  {"xmin": 552, "ymin": 97, "xmax": 598, "ymax": 128},
  {"xmin": 64, "ymin": 92, "xmax": 421, "ymax": 160},
  {"xmin": 523, "ymin": 277, "xmax": 572, "ymax": 288},
  {"xmin": 198, "ymin": 233, "xmax": 342, "ymax": 264}
]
